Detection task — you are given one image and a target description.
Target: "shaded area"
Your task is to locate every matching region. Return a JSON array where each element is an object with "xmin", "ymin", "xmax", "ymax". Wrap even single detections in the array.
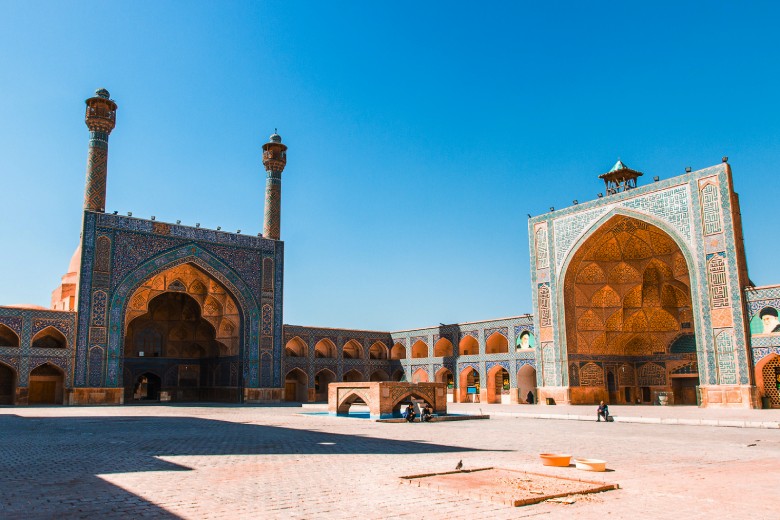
[{"xmin": 0, "ymin": 413, "xmax": 489, "ymax": 518}]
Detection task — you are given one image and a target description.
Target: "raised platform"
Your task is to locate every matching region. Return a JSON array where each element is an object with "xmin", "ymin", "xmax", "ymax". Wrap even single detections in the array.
[{"xmin": 328, "ymin": 381, "xmax": 448, "ymax": 419}]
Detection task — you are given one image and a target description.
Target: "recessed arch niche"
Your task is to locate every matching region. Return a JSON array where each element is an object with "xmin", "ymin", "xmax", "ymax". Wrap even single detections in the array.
[{"xmin": 563, "ymin": 215, "xmax": 697, "ymax": 404}]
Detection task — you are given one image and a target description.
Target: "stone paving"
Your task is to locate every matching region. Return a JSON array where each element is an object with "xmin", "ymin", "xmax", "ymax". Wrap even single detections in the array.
[{"xmin": 1, "ymin": 404, "xmax": 778, "ymax": 519}]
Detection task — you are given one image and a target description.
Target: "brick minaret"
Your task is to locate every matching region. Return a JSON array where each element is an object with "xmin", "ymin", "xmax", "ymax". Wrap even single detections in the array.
[
  {"xmin": 262, "ymin": 131, "xmax": 287, "ymax": 240},
  {"xmin": 83, "ymin": 88, "xmax": 117, "ymax": 212}
]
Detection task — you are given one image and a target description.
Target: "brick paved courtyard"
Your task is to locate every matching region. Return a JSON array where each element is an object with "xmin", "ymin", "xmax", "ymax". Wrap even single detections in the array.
[{"xmin": 1, "ymin": 405, "xmax": 778, "ymax": 519}]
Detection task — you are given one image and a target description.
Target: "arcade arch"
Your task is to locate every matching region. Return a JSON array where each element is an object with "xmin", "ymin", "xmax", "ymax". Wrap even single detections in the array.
[
  {"xmin": 342, "ymin": 339, "xmax": 364, "ymax": 359},
  {"xmin": 0, "ymin": 324, "xmax": 20, "ymax": 347},
  {"xmin": 285, "ymin": 336, "xmax": 307, "ymax": 357},
  {"xmin": 31, "ymin": 327, "xmax": 67, "ymax": 349},
  {"xmin": 28, "ymin": 363, "xmax": 64, "ymax": 404},
  {"xmin": 458, "ymin": 366, "xmax": 480, "ymax": 402},
  {"xmin": 315, "ymin": 339, "xmax": 337, "ymax": 358},
  {"xmin": 390, "ymin": 343, "xmax": 406, "ymax": 359},
  {"xmin": 343, "ymin": 369, "xmax": 363, "ymax": 382},
  {"xmin": 0, "ymin": 362, "xmax": 16, "ymax": 404},
  {"xmin": 285, "ymin": 368, "xmax": 308, "ymax": 402},
  {"xmin": 412, "ymin": 368, "xmax": 429, "ymax": 383},
  {"xmin": 563, "ymin": 215, "xmax": 698, "ymax": 404},
  {"xmin": 411, "ymin": 340, "xmax": 429, "ymax": 359},
  {"xmin": 434, "ymin": 338, "xmax": 454, "ymax": 357},
  {"xmin": 369, "ymin": 341, "xmax": 388, "ymax": 359},
  {"xmin": 487, "ymin": 365, "xmax": 509, "ymax": 403},
  {"xmin": 314, "ymin": 369, "xmax": 336, "ymax": 401},
  {"xmin": 370, "ymin": 369, "xmax": 390, "ymax": 381},
  {"xmin": 459, "ymin": 335, "xmax": 478, "ymax": 356},
  {"xmin": 485, "ymin": 332, "xmax": 508, "ymax": 354},
  {"xmin": 517, "ymin": 364, "xmax": 537, "ymax": 404},
  {"xmin": 756, "ymin": 353, "xmax": 780, "ymax": 408}
]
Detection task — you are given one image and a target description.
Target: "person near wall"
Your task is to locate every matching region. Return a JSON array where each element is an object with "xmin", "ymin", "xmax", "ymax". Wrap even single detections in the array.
[
  {"xmin": 526, "ymin": 391, "xmax": 535, "ymax": 404},
  {"xmin": 404, "ymin": 403, "xmax": 416, "ymax": 423},
  {"xmin": 597, "ymin": 401, "xmax": 610, "ymax": 422}
]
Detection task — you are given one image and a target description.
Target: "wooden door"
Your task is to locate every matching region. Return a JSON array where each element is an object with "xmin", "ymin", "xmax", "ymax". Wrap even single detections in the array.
[
  {"xmin": 285, "ymin": 382, "xmax": 296, "ymax": 401},
  {"xmin": 29, "ymin": 381, "xmax": 56, "ymax": 404}
]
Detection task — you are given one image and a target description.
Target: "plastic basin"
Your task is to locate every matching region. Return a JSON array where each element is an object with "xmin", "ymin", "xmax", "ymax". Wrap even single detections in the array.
[
  {"xmin": 574, "ymin": 458, "xmax": 607, "ymax": 472},
  {"xmin": 539, "ymin": 453, "xmax": 571, "ymax": 467}
]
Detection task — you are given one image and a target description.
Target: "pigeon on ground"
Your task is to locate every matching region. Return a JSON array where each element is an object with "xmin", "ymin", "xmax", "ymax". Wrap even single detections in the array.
[{"xmin": 455, "ymin": 460, "xmax": 463, "ymax": 471}]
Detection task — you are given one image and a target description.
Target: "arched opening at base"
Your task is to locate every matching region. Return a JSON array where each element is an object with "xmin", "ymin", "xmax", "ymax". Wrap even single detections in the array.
[
  {"xmin": 458, "ymin": 367, "xmax": 480, "ymax": 402},
  {"xmin": 314, "ymin": 369, "xmax": 336, "ymax": 402},
  {"xmin": 28, "ymin": 363, "xmax": 64, "ymax": 405},
  {"xmin": 435, "ymin": 367, "xmax": 454, "ymax": 402},
  {"xmin": 0, "ymin": 362, "xmax": 17, "ymax": 405},
  {"xmin": 487, "ymin": 366, "xmax": 509, "ymax": 404},
  {"xmin": 757, "ymin": 354, "xmax": 780, "ymax": 408},
  {"xmin": 517, "ymin": 364, "xmax": 537, "ymax": 404},
  {"xmin": 132, "ymin": 372, "xmax": 161, "ymax": 401},
  {"xmin": 285, "ymin": 368, "xmax": 309, "ymax": 402},
  {"xmin": 123, "ymin": 288, "xmax": 240, "ymax": 403}
]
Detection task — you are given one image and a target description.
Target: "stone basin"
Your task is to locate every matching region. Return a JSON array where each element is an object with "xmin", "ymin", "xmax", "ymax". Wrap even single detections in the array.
[
  {"xmin": 574, "ymin": 458, "xmax": 607, "ymax": 472},
  {"xmin": 539, "ymin": 453, "xmax": 571, "ymax": 467}
]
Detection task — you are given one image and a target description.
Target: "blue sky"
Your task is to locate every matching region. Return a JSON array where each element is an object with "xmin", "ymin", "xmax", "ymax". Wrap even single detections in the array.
[{"xmin": 1, "ymin": 2, "xmax": 779, "ymax": 330}]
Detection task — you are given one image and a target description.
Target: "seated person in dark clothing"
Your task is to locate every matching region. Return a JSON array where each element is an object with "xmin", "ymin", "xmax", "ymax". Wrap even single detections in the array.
[
  {"xmin": 597, "ymin": 401, "xmax": 610, "ymax": 422},
  {"xmin": 526, "ymin": 391, "xmax": 534, "ymax": 404},
  {"xmin": 421, "ymin": 405, "xmax": 433, "ymax": 422},
  {"xmin": 404, "ymin": 404, "xmax": 416, "ymax": 422}
]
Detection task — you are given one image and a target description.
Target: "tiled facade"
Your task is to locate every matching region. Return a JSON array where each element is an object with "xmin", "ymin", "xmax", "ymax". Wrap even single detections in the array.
[{"xmin": 0, "ymin": 90, "xmax": 777, "ymax": 408}]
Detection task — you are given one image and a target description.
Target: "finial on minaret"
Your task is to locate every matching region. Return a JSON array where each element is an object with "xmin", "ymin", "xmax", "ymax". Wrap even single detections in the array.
[
  {"xmin": 262, "ymin": 130, "xmax": 288, "ymax": 240},
  {"xmin": 83, "ymin": 88, "xmax": 118, "ymax": 212},
  {"xmin": 598, "ymin": 159, "xmax": 643, "ymax": 195}
]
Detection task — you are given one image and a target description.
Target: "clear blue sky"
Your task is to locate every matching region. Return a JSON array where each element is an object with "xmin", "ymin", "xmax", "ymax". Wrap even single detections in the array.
[{"xmin": 1, "ymin": 2, "xmax": 779, "ymax": 330}]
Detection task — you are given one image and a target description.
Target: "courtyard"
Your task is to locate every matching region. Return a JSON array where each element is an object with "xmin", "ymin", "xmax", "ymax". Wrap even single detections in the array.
[{"xmin": 1, "ymin": 404, "xmax": 778, "ymax": 519}]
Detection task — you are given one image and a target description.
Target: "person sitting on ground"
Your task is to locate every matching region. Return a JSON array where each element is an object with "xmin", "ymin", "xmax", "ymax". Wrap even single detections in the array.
[
  {"xmin": 404, "ymin": 403, "xmax": 416, "ymax": 423},
  {"xmin": 526, "ymin": 391, "xmax": 534, "ymax": 404},
  {"xmin": 421, "ymin": 405, "xmax": 433, "ymax": 422},
  {"xmin": 597, "ymin": 401, "xmax": 610, "ymax": 422}
]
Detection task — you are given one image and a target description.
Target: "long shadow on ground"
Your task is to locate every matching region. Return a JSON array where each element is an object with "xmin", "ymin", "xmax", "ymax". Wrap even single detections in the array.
[{"xmin": 0, "ymin": 414, "xmax": 493, "ymax": 518}]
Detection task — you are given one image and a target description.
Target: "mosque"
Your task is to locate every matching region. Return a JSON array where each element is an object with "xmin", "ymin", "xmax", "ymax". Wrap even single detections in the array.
[{"xmin": 1, "ymin": 89, "xmax": 779, "ymax": 409}]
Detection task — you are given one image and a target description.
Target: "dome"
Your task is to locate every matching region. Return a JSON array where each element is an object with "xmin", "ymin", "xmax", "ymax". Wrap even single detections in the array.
[
  {"xmin": 67, "ymin": 244, "xmax": 82, "ymax": 275},
  {"xmin": 95, "ymin": 88, "xmax": 110, "ymax": 99},
  {"xmin": 269, "ymin": 131, "xmax": 282, "ymax": 143}
]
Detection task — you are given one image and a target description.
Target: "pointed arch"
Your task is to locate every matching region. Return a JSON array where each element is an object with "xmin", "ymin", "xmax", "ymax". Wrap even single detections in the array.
[
  {"xmin": 369, "ymin": 369, "xmax": 390, "ymax": 381},
  {"xmin": 284, "ymin": 367, "xmax": 308, "ymax": 402},
  {"xmin": 411, "ymin": 340, "xmax": 429, "ymax": 359},
  {"xmin": 458, "ymin": 365, "xmax": 480, "ymax": 403},
  {"xmin": 0, "ymin": 324, "xmax": 20, "ymax": 348},
  {"xmin": 314, "ymin": 368, "xmax": 336, "ymax": 401},
  {"xmin": 342, "ymin": 339, "xmax": 364, "ymax": 359},
  {"xmin": 0, "ymin": 361, "xmax": 17, "ymax": 404},
  {"xmin": 369, "ymin": 341, "xmax": 388, "ymax": 359},
  {"xmin": 390, "ymin": 343, "xmax": 406, "ymax": 359},
  {"xmin": 433, "ymin": 337, "xmax": 454, "ymax": 357},
  {"xmin": 28, "ymin": 363, "xmax": 64, "ymax": 405},
  {"xmin": 285, "ymin": 336, "xmax": 307, "ymax": 357},
  {"xmin": 314, "ymin": 338, "xmax": 337, "ymax": 358},
  {"xmin": 412, "ymin": 367, "xmax": 429, "ymax": 383},
  {"xmin": 485, "ymin": 332, "xmax": 508, "ymax": 354},
  {"xmin": 343, "ymin": 369, "xmax": 364, "ymax": 382},
  {"xmin": 31, "ymin": 326, "xmax": 67, "ymax": 349},
  {"xmin": 459, "ymin": 335, "xmax": 478, "ymax": 356}
]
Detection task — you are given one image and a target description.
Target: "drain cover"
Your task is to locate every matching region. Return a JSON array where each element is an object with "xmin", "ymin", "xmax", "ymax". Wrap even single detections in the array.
[{"xmin": 400, "ymin": 467, "xmax": 618, "ymax": 507}]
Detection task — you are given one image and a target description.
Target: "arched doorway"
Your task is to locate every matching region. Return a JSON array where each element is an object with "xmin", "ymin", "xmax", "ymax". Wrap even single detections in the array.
[
  {"xmin": 458, "ymin": 367, "xmax": 480, "ymax": 402},
  {"xmin": 28, "ymin": 363, "xmax": 64, "ymax": 404},
  {"xmin": 487, "ymin": 366, "xmax": 509, "ymax": 403},
  {"xmin": 314, "ymin": 369, "xmax": 336, "ymax": 401},
  {"xmin": 31, "ymin": 327, "xmax": 67, "ymax": 349},
  {"xmin": 0, "ymin": 324, "xmax": 20, "ymax": 348},
  {"xmin": 132, "ymin": 372, "xmax": 161, "ymax": 401},
  {"xmin": 124, "ymin": 289, "xmax": 238, "ymax": 403},
  {"xmin": 517, "ymin": 364, "xmax": 537, "ymax": 404},
  {"xmin": 0, "ymin": 362, "xmax": 17, "ymax": 404},
  {"xmin": 435, "ymin": 367, "xmax": 454, "ymax": 402},
  {"xmin": 563, "ymin": 215, "xmax": 698, "ymax": 404},
  {"xmin": 314, "ymin": 339, "xmax": 337, "ymax": 358},
  {"xmin": 285, "ymin": 368, "xmax": 308, "ymax": 402},
  {"xmin": 391, "ymin": 368, "xmax": 405, "ymax": 381},
  {"xmin": 756, "ymin": 354, "xmax": 780, "ymax": 408},
  {"xmin": 342, "ymin": 340, "xmax": 364, "ymax": 359}
]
